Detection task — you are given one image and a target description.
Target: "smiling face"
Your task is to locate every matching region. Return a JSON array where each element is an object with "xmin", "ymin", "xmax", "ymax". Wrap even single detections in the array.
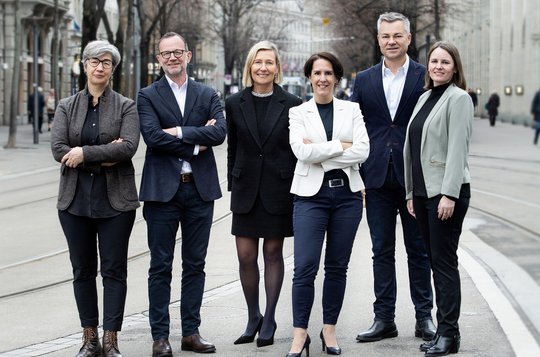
[
  {"xmin": 157, "ymin": 35, "xmax": 192, "ymax": 82},
  {"xmin": 84, "ymin": 53, "xmax": 113, "ymax": 88},
  {"xmin": 378, "ymin": 20, "xmax": 411, "ymax": 63},
  {"xmin": 309, "ymin": 58, "xmax": 338, "ymax": 103},
  {"xmin": 428, "ymin": 47, "xmax": 456, "ymax": 87},
  {"xmin": 250, "ymin": 49, "xmax": 277, "ymax": 92}
]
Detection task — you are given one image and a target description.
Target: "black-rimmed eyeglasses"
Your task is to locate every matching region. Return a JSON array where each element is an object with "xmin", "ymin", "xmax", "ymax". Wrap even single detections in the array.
[
  {"xmin": 87, "ymin": 58, "xmax": 113, "ymax": 69},
  {"xmin": 159, "ymin": 50, "xmax": 186, "ymax": 59}
]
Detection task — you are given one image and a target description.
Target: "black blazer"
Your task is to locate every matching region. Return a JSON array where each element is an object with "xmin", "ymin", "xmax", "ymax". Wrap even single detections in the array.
[
  {"xmin": 226, "ymin": 84, "xmax": 302, "ymax": 214},
  {"xmin": 138, "ymin": 76, "xmax": 227, "ymax": 202},
  {"xmin": 350, "ymin": 59, "xmax": 425, "ymax": 189}
]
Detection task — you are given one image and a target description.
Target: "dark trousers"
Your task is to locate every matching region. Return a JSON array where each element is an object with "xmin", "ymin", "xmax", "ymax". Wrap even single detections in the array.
[
  {"xmin": 534, "ymin": 122, "xmax": 539, "ymax": 145},
  {"xmin": 365, "ymin": 165, "xmax": 433, "ymax": 322},
  {"xmin": 291, "ymin": 185, "xmax": 363, "ymax": 328},
  {"xmin": 413, "ymin": 194, "xmax": 469, "ymax": 337},
  {"xmin": 58, "ymin": 209, "xmax": 135, "ymax": 331},
  {"xmin": 144, "ymin": 181, "xmax": 214, "ymax": 340},
  {"xmin": 489, "ymin": 114, "xmax": 497, "ymax": 126}
]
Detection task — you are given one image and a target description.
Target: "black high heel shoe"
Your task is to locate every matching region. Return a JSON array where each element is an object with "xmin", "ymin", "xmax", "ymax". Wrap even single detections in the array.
[
  {"xmin": 256, "ymin": 321, "xmax": 277, "ymax": 347},
  {"xmin": 320, "ymin": 330, "xmax": 341, "ymax": 355},
  {"xmin": 234, "ymin": 316, "xmax": 263, "ymax": 344},
  {"xmin": 286, "ymin": 334, "xmax": 311, "ymax": 357},
  {"xmin": 425, "ymin": 334, "xmax": 460, "ymax": 356}
]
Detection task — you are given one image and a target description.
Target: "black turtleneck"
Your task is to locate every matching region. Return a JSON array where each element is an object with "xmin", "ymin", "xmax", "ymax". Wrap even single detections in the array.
[{"xmin": 408, "ymin": 82, "xmax": 450, "ymax": 198}]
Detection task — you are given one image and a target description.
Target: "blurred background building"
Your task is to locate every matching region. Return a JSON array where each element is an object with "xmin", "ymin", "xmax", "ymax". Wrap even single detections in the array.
[{"xmin": 1, "ymin": 0, "xmax": 539, "ymax": 128}]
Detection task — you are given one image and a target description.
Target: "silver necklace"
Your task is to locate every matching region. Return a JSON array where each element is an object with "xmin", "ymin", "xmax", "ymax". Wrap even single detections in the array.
[{"xmin": 251, "ymin": 90, "xmax": 273, "ymax": 97}]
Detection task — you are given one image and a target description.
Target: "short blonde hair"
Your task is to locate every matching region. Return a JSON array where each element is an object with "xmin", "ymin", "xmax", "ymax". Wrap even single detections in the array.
[{"xmin": 242, "ymin": 41, "xmax": 283, "ymax": 87}]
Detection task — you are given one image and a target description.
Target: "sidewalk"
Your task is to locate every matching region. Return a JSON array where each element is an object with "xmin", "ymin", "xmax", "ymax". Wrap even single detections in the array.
[{"xmin": 0, "ymin": 120, "xmax": 535, "ymax": 356}]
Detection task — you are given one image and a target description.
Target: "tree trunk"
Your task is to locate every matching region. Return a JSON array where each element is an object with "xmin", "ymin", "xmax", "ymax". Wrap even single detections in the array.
[
  {"xmin": 52, "ymin": 0, "xmax": 59, "ymax": 110},
  {"xmin": 5, "ymin": 0, "xmax": 21, "ymax": 149}
]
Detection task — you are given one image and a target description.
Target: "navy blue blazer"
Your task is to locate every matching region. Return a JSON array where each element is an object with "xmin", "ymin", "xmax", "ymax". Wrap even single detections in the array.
[
  {"xmin": 350, "ymin": 58, "xmax": 425, "ymax": 189},
  {"xmin": 138, "ymin": 76, "xmax": 227, "ymax": 202}
]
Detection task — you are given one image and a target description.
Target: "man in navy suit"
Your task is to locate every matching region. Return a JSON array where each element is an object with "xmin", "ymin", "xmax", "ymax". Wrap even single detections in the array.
[
  {"xmin": 138, "ymin": 32, "xmax": 226, "ymax": 356},
  {"xmin": 350, "ymin": 12, "xmax": 435, "ymax": 343}
]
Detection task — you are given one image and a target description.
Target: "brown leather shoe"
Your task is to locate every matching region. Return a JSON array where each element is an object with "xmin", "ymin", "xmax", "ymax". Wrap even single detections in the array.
[
  {"xmin": 76, "ymin": 327, "xmax": 101, "ymax": 357},
  {"xmin": 152, "ymin": 338, "xmax": 173, "ymax": 357},
  {"xmin": 102, "ymin": 330, "xmax": 122, "ymax": 357},
  {"xmin": 181, "ymin": 334, "xmax": 216, "ymax": 353}
]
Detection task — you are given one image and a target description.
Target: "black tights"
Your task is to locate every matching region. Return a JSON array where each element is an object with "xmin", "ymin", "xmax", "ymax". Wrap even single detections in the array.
[{"xmin": 236, "ymin": 236, "xmax": 284, "ymax": 339}]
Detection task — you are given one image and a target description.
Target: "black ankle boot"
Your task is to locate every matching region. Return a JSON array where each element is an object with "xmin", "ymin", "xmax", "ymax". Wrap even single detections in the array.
[{"xmin": 425, "ymin": 334, "xmax": 460, "ymax": 356}]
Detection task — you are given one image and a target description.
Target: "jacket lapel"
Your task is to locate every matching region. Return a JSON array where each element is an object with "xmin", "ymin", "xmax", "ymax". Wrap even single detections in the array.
[
  {"xmin": 239, "ymin": 88, "xmax": 262, "ymax": 147},
  {"xmin": 331, "ymin": 99, "xmax": 346, "ymax": 139},
  {"xmin": 183, "ymin": 79, "xmax": 198, "ymax": 125},
  {"xmin": 305, "ymin": 99, "xmax": 328, "ymax": 142},
  {"xmin": 395, "ymin": 60, "xmax": 423, "ymax": 120},
  {"xmin": 370, "ymin": 62, "xmax": 392, "ymax": 121},
  {"xmin": 259, "ymin": 85, "xmax": 285, "ymax": 146},
  {"xmin": 155, "ymin": 76, "xmax": 183, "ymax": 125}
]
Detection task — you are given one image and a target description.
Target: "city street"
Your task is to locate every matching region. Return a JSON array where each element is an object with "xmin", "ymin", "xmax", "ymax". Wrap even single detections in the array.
[{"xmin": 1, "ymin": 118, "xmax": 539, "ymax": 356}]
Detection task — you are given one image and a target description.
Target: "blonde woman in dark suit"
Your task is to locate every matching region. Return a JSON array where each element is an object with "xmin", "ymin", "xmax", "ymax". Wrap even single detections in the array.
[
  {"xmin": 51, "ymin": 40, "xmax": 140, "ymax": 357},
  {"xmin": 404, "ymin": 41, "xmax": 474, "ymax": 356},
  {"xmin": 226, "ymin": 41, "xmax": 302, "ymax": 348}
]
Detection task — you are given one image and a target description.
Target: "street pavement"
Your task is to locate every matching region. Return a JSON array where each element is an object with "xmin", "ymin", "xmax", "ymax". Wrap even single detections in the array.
[{"xmin": 0, "ymin": 120, "xmax": 538, "ymax": 356}]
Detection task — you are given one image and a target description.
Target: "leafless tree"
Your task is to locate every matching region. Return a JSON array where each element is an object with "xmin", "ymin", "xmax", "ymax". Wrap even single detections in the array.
[{"xmin": 5, "ymin": 0, "xmax": 22, "ymax": 148}]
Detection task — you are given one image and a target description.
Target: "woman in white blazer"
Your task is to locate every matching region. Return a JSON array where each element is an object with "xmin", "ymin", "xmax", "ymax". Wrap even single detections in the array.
[
  {"xmin": 285, "ymin": 52, "xmax": 369, "ymax": 357},
  {"xmin": 404, "ymin": 41, "xmax": 473, "ymax": 357}
]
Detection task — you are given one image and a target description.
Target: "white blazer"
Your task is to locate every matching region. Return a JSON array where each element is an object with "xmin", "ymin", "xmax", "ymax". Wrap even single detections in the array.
[{"xmin": 289, "ymin": 97, "xmax": 370, "ymax": 197}]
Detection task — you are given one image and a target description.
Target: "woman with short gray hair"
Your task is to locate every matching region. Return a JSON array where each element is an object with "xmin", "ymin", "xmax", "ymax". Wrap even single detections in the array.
[{"xmin": 51, "ymin": 40, "xmax": 140, "ymax": 357}]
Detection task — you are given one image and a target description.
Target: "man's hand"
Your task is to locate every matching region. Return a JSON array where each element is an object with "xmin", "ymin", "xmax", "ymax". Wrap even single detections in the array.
[
  {"xmin": 162, "ymin": 127, "xmax": 178, "ymax": 136},
  {"xmin": 61, "ymin": 147, "xmax": 84, "ymax": 168}
]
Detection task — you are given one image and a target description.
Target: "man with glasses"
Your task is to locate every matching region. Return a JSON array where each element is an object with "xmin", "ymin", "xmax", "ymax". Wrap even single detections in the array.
[{"xmin": 137, "ymin": 32, "xmax": 226, "ymax": 356}]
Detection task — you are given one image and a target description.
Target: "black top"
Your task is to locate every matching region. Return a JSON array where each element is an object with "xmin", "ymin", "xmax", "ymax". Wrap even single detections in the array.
[
  {"xmin": 67, "ymin": 96, "xmax": 118, "ymax": 218},
  {"xmin": 409, "ymin": 83, "xmax": 450, "ymax": 197},
  {"xmin": 252, "ymin": 95, "xmax": 272, "ymax": 140},
  {"xmin": 316, "ymin": 101, "xmax": 334, "ymax": 141}
]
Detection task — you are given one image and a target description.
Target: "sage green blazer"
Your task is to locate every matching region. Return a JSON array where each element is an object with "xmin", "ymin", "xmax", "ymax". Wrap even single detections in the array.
[{"xmin": 404, "ymin": 84, "xmax": 473, "ymax": 200}]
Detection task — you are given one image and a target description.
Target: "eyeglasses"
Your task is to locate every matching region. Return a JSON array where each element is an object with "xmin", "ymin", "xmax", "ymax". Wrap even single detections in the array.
[
  {"xmin": 88, "ymin": 58, "xmax": 113, "ymax": 69},
  {"xmin": 159, "ymin": 49, "xmax": 186, "ymax": 59}
]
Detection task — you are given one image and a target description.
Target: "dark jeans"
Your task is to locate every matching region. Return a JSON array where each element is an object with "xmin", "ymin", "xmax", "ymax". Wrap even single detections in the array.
[
  {"xmin": 291, "ymin": 185, "xmax": 363, "ymax": 328},
  {"xmin": 58, "ymin": 209, "xmax": 135, "ymax": 331},
  {"xmin": 413, "ymin": 194, "xmax": 469, "ymax": 337},
  {"xmin": 365, "ymin": 165, "xmax": 433, "ymax": 322},
  {"xmin": 144, "ymin": 181, "xmax": 214, "ymax": 340}
]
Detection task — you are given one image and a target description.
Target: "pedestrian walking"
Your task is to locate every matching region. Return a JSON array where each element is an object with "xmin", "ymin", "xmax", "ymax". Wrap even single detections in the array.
[
  {"xmin": 404, "ymin": 41, "xmax": 474, "ymax": 356},
  {"xmin": 285, "ymin": 52, "xmax": 369, "ymax": 357},
  {"xmin": 225, "ymin": 41, "xmax": 302, "ymax": 348},
  {"xmin": 46, "ymin": 88, "xmax": 56, "ymax": 131},
  {"xmin": 50, "ymin": 40, "xmax": 140, "ymax": 357},
  {"xmin": 28, "ymin": 87, "xmax": 45, "ymax": 133},
  {"xmin": 350, "ymin": 11, "xmax": 435, "ymax": 344},
  {"xmin": 531, "ymin": 88, "xmax": 540, "ymax": 144},
  {"xmin": 137, "ymin": 32, "xmax": 226, "ymax": 356},
  {"xmin": 486, "ymin": 92, "xmax": 500, "ymax": 126}
]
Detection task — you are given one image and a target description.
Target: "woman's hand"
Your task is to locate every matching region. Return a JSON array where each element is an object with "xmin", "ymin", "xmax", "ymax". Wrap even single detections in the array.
[
  {"xmin": 61, "ymin": 147, "xmax": 84, "ymax": 168},
  {"xmin": 407, "ymin": 199, "xmax": 416, "ymax": 218},
  {"xmin": 438, "ymin": 195, "xmax": 455, "ymax": 221},
  {"xmin": 341, "ymin": 141, "xmax": 352, "ymax": 150},
  {"xmin": 102, "ymin": 138, "xmax": 123, "ymax": 166}
]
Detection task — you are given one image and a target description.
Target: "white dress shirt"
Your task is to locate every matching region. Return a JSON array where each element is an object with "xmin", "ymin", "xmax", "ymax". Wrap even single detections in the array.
[
  {"xmin": 382, "ymin": 55, "xmax": 409, "ymax": 120},
  {"xmin": 164, "ymin": 75, "xmax": 198, "ymax": 173}
]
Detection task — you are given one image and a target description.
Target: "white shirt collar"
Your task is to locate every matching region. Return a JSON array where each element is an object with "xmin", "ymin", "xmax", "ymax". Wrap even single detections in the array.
[{"xmin": 382, "ymin": 55, "xmax": 410, "ymax": 77}]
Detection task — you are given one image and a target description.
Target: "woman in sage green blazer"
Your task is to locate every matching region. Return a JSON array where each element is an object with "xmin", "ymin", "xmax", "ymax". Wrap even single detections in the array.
[{"xmin": 403, "ymin": 41, "xmax": 473, "ymax": 357}]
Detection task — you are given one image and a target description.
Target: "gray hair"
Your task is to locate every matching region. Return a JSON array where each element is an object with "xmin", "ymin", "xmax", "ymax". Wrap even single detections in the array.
[
  {"xmin": 377, "ymin": 12, "xmax": 410, "ymax": 34},
  {"xmin": 82, "ymin": 40, "xmax": 121, "ymax": 71}
]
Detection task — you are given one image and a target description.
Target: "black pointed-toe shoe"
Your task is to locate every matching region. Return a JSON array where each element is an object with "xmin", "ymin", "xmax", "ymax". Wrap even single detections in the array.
[
  {"xmin": 285, "ymin": 334, "xmax": 311, "ymax": 357},
  {"xmin": 425, "ymin": 334, "xmax": 460, "ymax": 356},
  {"xmin": 234, "ymin": 317, "xmax": 263, "ymax": 344},
  {"xmin": 356, "ymin": 321, "xmax": 398, "ymax": 342},
  {"xmin": 319, "ymin": 330, "xmax": 341, "ymax": 355},
  {"xmin": 415, "ymin": 319, "xmax": 437, "ymax": 341},
  {"xmin": 256, "ymin": 321, "xmax": 277, "ymax": 347}
]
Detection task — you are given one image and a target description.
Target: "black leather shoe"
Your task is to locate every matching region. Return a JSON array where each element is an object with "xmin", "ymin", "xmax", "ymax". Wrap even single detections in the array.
[
  {"xmin": 152, "ymin": 338, "xmax": 172, "ymax": 357},
  {"xmin": 181, "ymin": 334, "xmax": 216, "ymax": 353},
  {"xmin": 234, "ymin": 316, "xmax": 263, "ymax": 344},
  {"xmin": 420, "ymin": 335, "xmax": 438, "ymax": 352},
  {"xmin": 415, "ymin": 319, "xmax": 436, "ymax": 341},
  {"xmin": 285, "ymin": 334, "xmax": 311, "ymax": 357},
  {"xmin": 356, "ymin": 321, "xmax": 398, "ymax": 342},
  {"xmin": 425, "ymin": 334, "xmax": 460, "ymax": 356}
]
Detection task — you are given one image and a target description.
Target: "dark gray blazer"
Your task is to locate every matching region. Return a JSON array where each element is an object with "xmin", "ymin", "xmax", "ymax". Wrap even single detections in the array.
[{"xmin": 51, "ymin": 87, "xmax": 140, "ymax": 211}]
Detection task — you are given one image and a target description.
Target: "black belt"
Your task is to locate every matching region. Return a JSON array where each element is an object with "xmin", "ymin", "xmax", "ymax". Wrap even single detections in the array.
[
  {"xmin": 181, "ymin": 173, "xmax": 193, "ymax": 183},
  {"xmin": 323, "ymin": 178, "xmax": 345, "ymax": 188}
]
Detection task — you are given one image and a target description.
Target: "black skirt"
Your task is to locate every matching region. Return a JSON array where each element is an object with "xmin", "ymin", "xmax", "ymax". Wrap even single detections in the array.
[{"xmin": 231, "ymin": 195, "xmax": 293, "ymax": 238}]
